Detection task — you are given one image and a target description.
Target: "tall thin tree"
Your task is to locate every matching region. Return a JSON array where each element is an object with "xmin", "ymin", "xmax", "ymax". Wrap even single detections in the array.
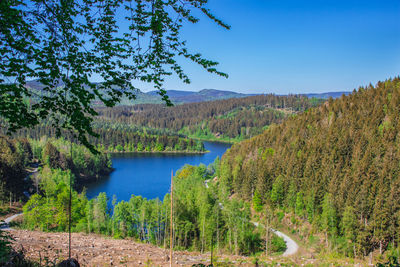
[
  {"xmin": 170, "ymin": 170, "xmax": 173, "ymax": 267},
  {"xmin": 69, "ymin": 139, "xmax": 72, "ymax": 259}
]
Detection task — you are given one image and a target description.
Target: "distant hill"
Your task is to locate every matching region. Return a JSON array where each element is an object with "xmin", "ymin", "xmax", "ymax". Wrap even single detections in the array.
[
  {"xmin": 25, "ymin": 79, "xmax": 349, "ymax": 105},
  {"xmin": 24, "ymin": 80, "xmax": 252, "ymax": 105},
  {"xmin": 24, "ymin": 80, "xmax": 162, "ymax": 105},
  {"xmin": 147, "ymin": 88, "xmax": 251, "ymax": 103},
  {"xmin": 302, "ymin": 91, "xmax": 351, "ymax": 99},
  {"xmin": 147, "ymin": 89, "xmax": 196, "ymax": 97}
]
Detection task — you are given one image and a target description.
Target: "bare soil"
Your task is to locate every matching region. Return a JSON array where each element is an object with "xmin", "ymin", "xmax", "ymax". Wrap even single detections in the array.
[{"xmin": 9, "ymin": 230, "xmax": 252, "ymax": 266}]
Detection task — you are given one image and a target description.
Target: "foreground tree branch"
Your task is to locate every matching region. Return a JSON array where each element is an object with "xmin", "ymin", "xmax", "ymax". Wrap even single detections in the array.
[{"xmin": 0, "ymin": 0, "xmax": 229, "ymax": 152}]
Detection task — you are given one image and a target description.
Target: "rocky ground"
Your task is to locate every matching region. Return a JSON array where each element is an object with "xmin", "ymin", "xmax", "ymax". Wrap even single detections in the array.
[{"xmin": 9, "ymin": 230, "xmax": 252, "ymax": 266}]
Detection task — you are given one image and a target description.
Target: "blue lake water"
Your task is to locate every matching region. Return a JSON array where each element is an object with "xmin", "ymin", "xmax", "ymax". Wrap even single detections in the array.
[{"xmin": 85, "ymin": 141, "xmax": 231, "ymax": 201}]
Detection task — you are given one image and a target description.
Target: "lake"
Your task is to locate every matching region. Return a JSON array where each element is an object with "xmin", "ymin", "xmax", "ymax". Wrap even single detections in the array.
[{"xmin": 85, "ymin": 141, "xmax": 231, "ymax": 201}]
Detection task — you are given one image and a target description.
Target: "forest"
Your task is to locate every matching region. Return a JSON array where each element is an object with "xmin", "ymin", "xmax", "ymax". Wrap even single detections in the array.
[
  {"xmin": 1, "ymin": 134, "xmax": 285, "ymax": 257},
  {"xmin": 2, "ymin": 94, "xmax": 322, "ymax": 159},
  {"xmin": 95, "ymin": 94, "xmax": 324, "ymax": 142},
  {"xmin": 6, "ymin": 124, "xmax": 205, "ymax": 154},
  {"xmin": 0, "ymin": 136, "xmax": 112, "ymax": 205},
  {"xmin": 21, "ymin": 159, "xmax": 287, "ymax": 256},
  {"xmin": 219, "ymin": 77, "xmax": 400, "ymax": 257},
  {"xmin": 3, "ymin": 78, "xmax": 400, "ymax": 263}
]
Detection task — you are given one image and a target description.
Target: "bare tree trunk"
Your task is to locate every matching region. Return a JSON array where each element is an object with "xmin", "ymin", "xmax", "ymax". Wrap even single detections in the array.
[
  {"xmin": 216, "ymin": 211, "xmax": 219, "ymax": 254},
  {"xmin": 170, "ymin": 170, "xmax": 173, "ymax": 267},
  {"xmin": 265, "ymin": 217, "xmax": 269, "ymax": 257},
  {"xmin": 163, "ymin": 208, "xmax": 167, "ymax": 248},
  {"xmin": 202, "ymin": 216, "xmax": 205, "ymax": 253},
  {"xmin": 234, "ymin": 228, "xmax": 238, "ymax": 255},
  {"xmin": 325, "ymin": 232, "xmax": 328, "ymax": 248},
  {"xmin": 229, "ymin": 229, "xmax": 232, "ymax": 253}
]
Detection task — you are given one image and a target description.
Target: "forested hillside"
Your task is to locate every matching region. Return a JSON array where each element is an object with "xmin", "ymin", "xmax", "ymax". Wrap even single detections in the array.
[
  {"xmin": 6, "ymin": 94, "xmax": 321, "ymax": 149},
  {"xmin": 0, "ymin": 136, "xmax": 32, "ymax": 203},
  {"xmin": 0, "ymin": 136, "xmax": 112, "ymax": 205},
  {"xmin": 219, "ymin": 77, "xmax": 400, "ymax": 256},
  {"xmin": 7, "ymin": 124, "xmax": 205, "ymax": 153},
  {"xmin": 96, "ymin": 94, "xmax": 322, "ymax": 141}
]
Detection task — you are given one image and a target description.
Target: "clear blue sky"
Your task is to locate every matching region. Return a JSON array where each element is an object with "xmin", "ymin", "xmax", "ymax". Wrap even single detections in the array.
[{"xmin": 139, "ymin": 0, "xmax": 400, "ymax": 94}]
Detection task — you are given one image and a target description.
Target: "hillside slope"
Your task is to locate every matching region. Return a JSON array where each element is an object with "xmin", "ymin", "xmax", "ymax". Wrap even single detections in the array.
[
  {"xmin": 96, "ymin": 94, "xmax": 321, "ymax": 142},
  {"xmin": 220, "ymin": 77, "xmax": 400, "ymax": 255}
]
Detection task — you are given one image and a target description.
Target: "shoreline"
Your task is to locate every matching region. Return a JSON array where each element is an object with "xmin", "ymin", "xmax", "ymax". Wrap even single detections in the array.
[
  {"xmin": 187, "ymin": 136, "xmax": 237, "ymax": 144},
  {"xmin": 105, "ymin": 150, "xmax": 210, "ymax": 155}
]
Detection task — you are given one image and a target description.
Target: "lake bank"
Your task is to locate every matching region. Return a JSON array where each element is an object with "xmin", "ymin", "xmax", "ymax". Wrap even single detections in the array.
[
  {"xmin": 85, "ymin": 141, "xmax": 231, "ymax": 201},
  {"xmin": 106, "ymin": 149, "xmax": 209, "ymax": 155}
]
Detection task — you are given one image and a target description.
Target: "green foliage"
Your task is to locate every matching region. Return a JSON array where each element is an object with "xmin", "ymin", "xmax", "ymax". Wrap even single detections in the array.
[
  {"xmin": 295, "ymin": 192, "xmax": 305, "ymax": 218},
  {"xmin": 0, "ymin": 229, "xmax": 13, "ymax": 264},
  {"xmin": 270, "ymin": 175, "xmax": 285, "ymax": 207},
  {"xmin": 21, "ymin": 159, "xmax": 264, "ymax": 256},
  {"xmin": 9, "ymin": 126, "xmax": 206, "ymax": 153},
  {"xmin": 252, "ymin": 190, "xmax": 263, "ymax": 212},
  {"xmin": 262, "ymin": 148, "xmax": 275, "ymax": 161},
  {"xmin": 270, "ymin": 234, "xmax": 287, "ymax": 253},
  {"xmin": 36, "ymin": 137, "xmax": 112, "ymax": 180},
  {"xmin": 276, "ymin": 211, "xmax": 285, "ymax": 223},
  {"xmin": 23, "ymin": 168, "xmax": 87, "ymax": 232},
  {"xmin": 0, "ymin": 135, "xmax": 30, "ymax": 203},
  {"xmin": 219, "ymin": 77, "xmax": 400, "ymax": 255},
  {"xmin": 321, "ymin": 193, "xmax": 337, "ymax": 237},
  {"xmin": 341, "ymin": 205, "xmax": 357, "ymax": 243},
  {"xmin": 101, "ymin": 95, "xmax": 320, "ymax": 143},
  {"xmin": 0, "ymin": 0, "xmax": 229, "ymax": 152}
]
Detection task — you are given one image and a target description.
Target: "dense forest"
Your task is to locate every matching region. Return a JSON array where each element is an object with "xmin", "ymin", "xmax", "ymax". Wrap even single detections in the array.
[
  {"xmin": 22, "ymin": 161, "xmax": 286, "ymax": 256},
  {"xmin": 1, "ymin": 134, "xmax": 284, "ymax": 257},
  {"xmin": 0, "ymin": 136, "xmax": 32, "ymax": 204},
  {"xmin": 6, "ymin": 78, "xmax": 400, "ymax": 260},
  {"xmin": 5, "ymin": 78, "xmax": 400, "ymax": 262},
  {"xmin": 3, "ymin": 94, "xmax": 321, "ymax": 155},
  {"xmin": 96, "ymin": 94, "xmax": 323, "ymax": 141},
  {"xmin": 7, "ymin": 124, "xmax": 205, "ymax": 153},
  {"xmin": 219, "ymin": 77, "xmax": 400, "ymax": 256},
  {"xmin": 0, "ymin": 136, "xmax": 112, "ymax": 205}
]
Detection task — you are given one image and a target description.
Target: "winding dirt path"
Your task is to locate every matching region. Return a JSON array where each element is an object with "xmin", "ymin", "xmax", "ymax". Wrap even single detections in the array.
[
  {"xmin": 0, "ymin": 213, "xmax": 23, "ymax": 230},
  {"xmin": 205, "ymin": 179, "xmax": 299, "ymax": 257},
  {"xmin": 270, "ymin": 229, "xmax": 299, "ymax": 256},
  {"xmin": 252, "ymin": 222, "xmax": 299, "ymax": 256}
]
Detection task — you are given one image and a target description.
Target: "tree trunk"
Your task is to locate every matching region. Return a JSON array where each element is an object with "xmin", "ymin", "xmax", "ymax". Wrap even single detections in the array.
[
  {"xmin": 229, "ymin": 229, "xmax": 232, "ymax": 253},
  {"xmin": 325, "ymin": 232, "xmax": 328, "ymax": 248},
  {"xmin": 234, "ymin": 228, "xmax": 238, "ymax": 255},
  {"xmin": 202, "ymin": 216, "xmax": 205, "ymax": 253},
  {"xmin": 265, "ymin": 218, "xmax": 269, "ymax": 257},
  {"xmin": 216, "ymin": 212, "xmax": 219, "ymax": 254}
]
